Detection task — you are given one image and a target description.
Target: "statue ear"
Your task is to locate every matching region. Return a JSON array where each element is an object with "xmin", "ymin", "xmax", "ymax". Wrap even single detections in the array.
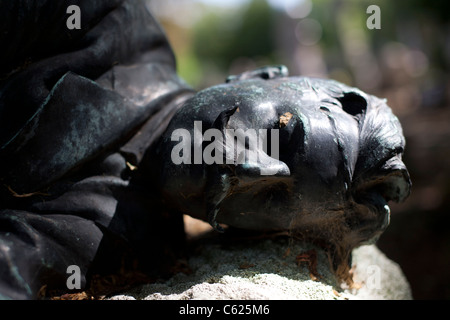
[
  {"xmin": 377, "ymin": 156, "xmax": 411, "ymax": 203},
  {"xmin": 351, "ymin": 93, "xmax": 411, "ymax": 203},
  {"xmin": 226, "ymin": 65, "xmax": 289, "ymax": 83},
  {"xmin": 354, "ymin": 155, "xmax": 411, "ymax": 203}
]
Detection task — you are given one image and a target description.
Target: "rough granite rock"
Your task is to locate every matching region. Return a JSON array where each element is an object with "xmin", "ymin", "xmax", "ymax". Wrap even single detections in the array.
[{"xmin": 108, "ymin": 234, "xmax": 412, "ymax": 300}]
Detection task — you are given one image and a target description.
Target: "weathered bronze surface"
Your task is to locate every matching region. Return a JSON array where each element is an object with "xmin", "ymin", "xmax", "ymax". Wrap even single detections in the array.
[
  {"xmin": 0, "ymin": 1, "xmax": 410, "ymax": 299},
  {"xmin": 154, "ymin": 66, "xmax": 411, "ymax": 280}
]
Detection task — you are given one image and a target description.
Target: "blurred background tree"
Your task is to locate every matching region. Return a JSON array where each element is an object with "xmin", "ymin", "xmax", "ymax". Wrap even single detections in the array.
[{"xmin": 147, "ymin": 0, "xmax": 450, "ymax": 299}]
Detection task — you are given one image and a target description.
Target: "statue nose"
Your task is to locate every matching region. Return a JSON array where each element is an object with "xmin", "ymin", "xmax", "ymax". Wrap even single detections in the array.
[{"xmin": 235, "ymin": 149, "xmax": 290, "ymax": 177}]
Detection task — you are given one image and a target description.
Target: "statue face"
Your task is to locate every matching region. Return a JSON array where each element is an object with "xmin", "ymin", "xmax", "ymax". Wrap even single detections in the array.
[{"xmin": 155, "ymin": 66, "xmax": 411, "ymax": 249}]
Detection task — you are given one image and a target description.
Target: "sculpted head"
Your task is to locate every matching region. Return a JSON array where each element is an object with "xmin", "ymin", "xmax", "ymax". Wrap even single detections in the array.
[{"xmin": 152, "ymin": 65, "xmax": 411, "ymax": 274}]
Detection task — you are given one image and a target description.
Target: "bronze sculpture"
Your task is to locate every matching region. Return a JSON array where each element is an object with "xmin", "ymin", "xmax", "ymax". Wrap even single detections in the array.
[
  {"xmin": 153, "ymin": 65, "xmax": 411, "ymax": 281},
  {"xmin": 0, "ymin": 0, "xmax": 410, "ymax": 299}
]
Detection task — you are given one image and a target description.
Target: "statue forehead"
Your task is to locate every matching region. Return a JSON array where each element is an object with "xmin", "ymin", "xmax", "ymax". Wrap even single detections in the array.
[
  {"xmin": 193, "ymin": 76, "xmax": 354, "ymax": 104},
  {"xmin": 185, "ymin": 77, "xmax": 364, "ymax": 119}
]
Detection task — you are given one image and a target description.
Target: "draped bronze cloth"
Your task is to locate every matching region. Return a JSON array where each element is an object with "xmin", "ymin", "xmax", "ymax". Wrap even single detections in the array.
[{"xmin": 0, "ymin": 0, "xmax": 194, "ymax": 299}]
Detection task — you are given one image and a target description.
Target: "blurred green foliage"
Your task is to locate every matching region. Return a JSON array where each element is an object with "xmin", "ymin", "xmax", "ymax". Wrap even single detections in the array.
[
  {"xmin": 158, "ymin": 0, "xmax": 448, "ymax": 105},
  {"xmin": 193, "ymin": 0, "xmax": 276, "ymax": 70}
]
